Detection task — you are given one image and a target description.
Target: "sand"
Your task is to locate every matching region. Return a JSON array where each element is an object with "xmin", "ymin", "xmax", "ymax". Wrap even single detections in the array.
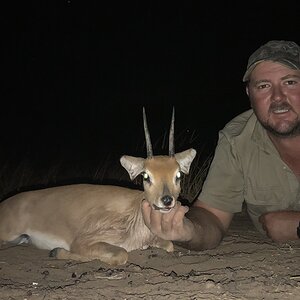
[{"xmin": 0, "ymin": 211, "xmax": 299, "ymax": 300}]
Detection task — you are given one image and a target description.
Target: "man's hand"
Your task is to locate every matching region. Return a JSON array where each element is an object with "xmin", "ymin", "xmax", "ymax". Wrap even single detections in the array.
[
  {"xmin": 141, "ymin": 200, "xmax": 195, "ymax": 242},
  {"xmin": 259, "ymin": 211, "xmax": 300, "ymax": 242}
]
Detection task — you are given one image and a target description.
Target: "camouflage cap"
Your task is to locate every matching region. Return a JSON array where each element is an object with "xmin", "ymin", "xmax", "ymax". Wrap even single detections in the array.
[{"xmin": 243, "ymin": 40, "xmax": 300, "ymax": 82}]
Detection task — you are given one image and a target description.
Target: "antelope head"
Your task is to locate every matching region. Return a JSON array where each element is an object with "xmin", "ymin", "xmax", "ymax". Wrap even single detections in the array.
[{"xmin": 120, "ymin": 108, "xmax": 196, "ymax": 213}]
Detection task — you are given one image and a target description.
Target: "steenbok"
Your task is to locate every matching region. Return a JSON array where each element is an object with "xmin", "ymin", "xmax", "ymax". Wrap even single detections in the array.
[{"xmin": 0, "ymin": 108, "xmax": 196, "ymax": 265}]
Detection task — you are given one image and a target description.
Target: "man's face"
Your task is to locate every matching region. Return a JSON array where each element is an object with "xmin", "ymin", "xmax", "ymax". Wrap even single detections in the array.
[{"xmin": 247, "ymin": 61, "xmax": 300, "ymax": 137}]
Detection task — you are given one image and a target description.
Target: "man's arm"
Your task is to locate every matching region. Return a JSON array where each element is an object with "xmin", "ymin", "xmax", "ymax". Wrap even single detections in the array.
[
  {"xmin": 141, "ymin": 199, "xmax": 233, "ymax": 251},
  {"xmin": 176, "ymin": 201, "xmax": 233, "ymax": 250},
  {"xmin": 259, "ymin": 211, "xmax": 300, "ymax": 242}
]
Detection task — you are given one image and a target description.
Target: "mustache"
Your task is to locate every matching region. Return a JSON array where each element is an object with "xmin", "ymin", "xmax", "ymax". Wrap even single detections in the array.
[{"xmin": 269, "ymin": 102, "xmax": 292, "ymax": 113}]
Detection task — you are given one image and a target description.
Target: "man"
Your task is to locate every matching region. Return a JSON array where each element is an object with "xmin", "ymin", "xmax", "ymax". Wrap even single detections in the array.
[{"xmin": 142, "ymin": 40, "xmax": 300, "ymax": 250}]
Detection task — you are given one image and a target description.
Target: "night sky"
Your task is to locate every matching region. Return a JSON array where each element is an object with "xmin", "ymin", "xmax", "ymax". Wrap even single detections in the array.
[{"xmin": 2, "ymin": 2, "xmax": 300, "ymax": 167}]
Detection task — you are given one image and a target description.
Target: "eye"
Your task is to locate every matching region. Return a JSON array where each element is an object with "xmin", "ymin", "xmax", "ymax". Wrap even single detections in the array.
[
  {"xmin": 142, "ymin": 172, "xmax": 151, "ymax": 183},
  {"xmin": 257, "ymin": 83, "xmax": 269, "ymax": 89},
  {"xmin": 285, "ymin": 80, "xmax": 297, "ymax": 86},
  {"xmin": 175, "ymin": 171, "xmax": 182, "ymax": 182}
]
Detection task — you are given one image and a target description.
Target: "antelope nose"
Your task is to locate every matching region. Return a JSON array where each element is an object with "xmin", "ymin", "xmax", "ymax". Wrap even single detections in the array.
[{"xmin": 161, "ymin": 195, "xmax": 173, "ymax": 206}]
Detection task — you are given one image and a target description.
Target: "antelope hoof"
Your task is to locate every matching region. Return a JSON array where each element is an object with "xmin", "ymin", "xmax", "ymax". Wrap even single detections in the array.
[
  {"xmin": 49, "ymin": 247, "xmax": 61, "ymax": 257},
  {"xmin": 104, "ymin": 249, "xmax": 129, "ymax": 266},
  {"xmin": 10, "ymin": 234, "xmax": 30, "ymax": 245},
  {"xmin": 153, "ymin": 238, "xmax": 174, "ymax": 252}
]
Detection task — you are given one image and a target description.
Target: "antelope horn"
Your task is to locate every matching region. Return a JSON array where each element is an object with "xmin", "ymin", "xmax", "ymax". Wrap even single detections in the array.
[
  {"xmin": 143, "ymin": 107, "xmax": 153, "ymax": 158},
  {"xmin": 169, "ymin": 107, "xmax": 175, "ymax": 157}
]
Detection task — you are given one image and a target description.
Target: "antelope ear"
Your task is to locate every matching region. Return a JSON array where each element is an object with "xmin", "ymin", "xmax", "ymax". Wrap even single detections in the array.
[
  {"xmin": 174, "ymin": 148, "xmax": 197, "ymax": 174},
  {"xmin": 120, "ymin": 155, "xmax": 145, "ymax": 180}
]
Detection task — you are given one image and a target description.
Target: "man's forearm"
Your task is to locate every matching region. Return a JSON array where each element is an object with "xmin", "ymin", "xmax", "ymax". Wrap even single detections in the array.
[
  {"xmin": 259, "ymin": 210, "xmax": 300, "ymax": 242},
  {"xmin": 175, "ymin": 206, "xmax": 226, "ymax": 251}
]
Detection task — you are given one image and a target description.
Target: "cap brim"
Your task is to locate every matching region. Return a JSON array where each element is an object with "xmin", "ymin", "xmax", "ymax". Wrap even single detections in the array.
[
  {"xmin": 242, "ymin": 59, "xmax": 299, "ymax": 82},
  {"xmin": 242, "ymin": 61, "xmax": 263, "ymax": 82}
]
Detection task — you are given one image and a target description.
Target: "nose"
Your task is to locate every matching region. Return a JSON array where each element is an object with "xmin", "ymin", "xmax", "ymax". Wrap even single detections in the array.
[
  {"xmin": 161, "ymin": 195, "xmax": 173, "ymax": 206},
  {"xmin": 271, "ymin": 86, "xmax": 285, "ymax": 102}
]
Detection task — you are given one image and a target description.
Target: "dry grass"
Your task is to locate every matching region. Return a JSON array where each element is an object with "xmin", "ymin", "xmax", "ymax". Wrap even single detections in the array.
[
  {"xmin": 180, "ymin": 152, "xmax": 212, "ymax": 203},
  {"xmin": 0, "ymin": 129, "xmax": 214, "ymax": 203}
]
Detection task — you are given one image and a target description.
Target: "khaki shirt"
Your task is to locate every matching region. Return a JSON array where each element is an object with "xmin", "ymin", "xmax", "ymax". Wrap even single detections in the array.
[{"xmin": 198, "ymin": 109, "xmax": 300, "ymax": 234}]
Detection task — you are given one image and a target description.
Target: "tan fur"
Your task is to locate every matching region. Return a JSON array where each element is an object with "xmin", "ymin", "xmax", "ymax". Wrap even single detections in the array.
[{"xmin": 0, "ymin": 149, "xmax": 196, "ymax": 265}]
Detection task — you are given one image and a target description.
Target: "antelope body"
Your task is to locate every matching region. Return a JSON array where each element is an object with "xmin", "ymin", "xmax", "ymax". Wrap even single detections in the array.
[{"xmin": 0, "ymin": 109, "xmax": 196, "ymax": 265}]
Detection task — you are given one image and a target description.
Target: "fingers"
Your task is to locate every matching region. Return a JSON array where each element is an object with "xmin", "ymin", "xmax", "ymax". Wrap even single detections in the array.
[
  {"xmin": 173, "ymin": 203, "xmax": 189, "ymax": 225},
  {"xmin": 258, "ymin": 215, "xmax": 263, "ymax": 226},
  {"xmin": 258, "ymin": 213, "xmax": 265, "ymax": 223},
  {"xmin": 141, "ymin": 200, "xmax": 189, "ymax": 239},
  {"xmin": 160, "ymin": 202, "xmax": 188, "ymax": 231},
  {"xmin": 259, "ymin": 213, "xmax": 269, "ymax": 235},
  {"xmin": 141, "ymin": 200, "xmax": 152, "ymax": 228}
]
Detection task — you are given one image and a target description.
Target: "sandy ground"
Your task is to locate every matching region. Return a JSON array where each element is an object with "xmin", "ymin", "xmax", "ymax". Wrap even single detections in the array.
[{"xmin": 0, "ymin": 211, "xmax": 300, "ymax": 300}]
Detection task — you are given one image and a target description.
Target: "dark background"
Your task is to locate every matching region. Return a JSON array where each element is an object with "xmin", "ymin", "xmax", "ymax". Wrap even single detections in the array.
[{"xmin": 1, "ymin": 1, "xmax": 300, "ymax": 193}]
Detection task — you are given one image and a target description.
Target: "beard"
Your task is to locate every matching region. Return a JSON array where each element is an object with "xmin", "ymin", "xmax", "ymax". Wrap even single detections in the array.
[
  {"xmin": 260, "ymin": 120, "xmax": 300, "ymax": 137},
  {"xmin": 254, "ymin": 102, "xmax": 300, "ymax": 138}
]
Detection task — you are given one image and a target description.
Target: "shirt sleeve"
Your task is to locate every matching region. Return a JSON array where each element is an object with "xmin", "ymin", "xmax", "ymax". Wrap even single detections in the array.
[{"xmin": 198, "ymin": 131, "xmax": 244, "ymax": 213}]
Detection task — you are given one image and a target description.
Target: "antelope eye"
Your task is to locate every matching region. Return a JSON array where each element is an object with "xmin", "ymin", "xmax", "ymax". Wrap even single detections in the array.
[
  {"xmin": 176, "ymin": 171, "xmax": 181, "ymax": 180},
  {"xmin": 142, "ymin": 172, "xmax": 150, "ymax": 182}
]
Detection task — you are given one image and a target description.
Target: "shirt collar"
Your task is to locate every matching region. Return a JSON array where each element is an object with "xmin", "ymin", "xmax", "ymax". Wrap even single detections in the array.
[{"xmin": 251, "ymin": 114, "xmax": 280, "ymax": 155}]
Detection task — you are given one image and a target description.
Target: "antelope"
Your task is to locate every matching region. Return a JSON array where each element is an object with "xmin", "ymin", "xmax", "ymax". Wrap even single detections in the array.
[{"xmin": 0, "ymin": 108, "xmax": 196, "ymax": 266}]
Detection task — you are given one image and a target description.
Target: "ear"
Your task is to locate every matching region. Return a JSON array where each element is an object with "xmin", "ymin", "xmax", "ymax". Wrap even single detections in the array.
[
  {"xmin": 120, "ymin": 155, "xmax": 145, "ymax": 180},
  {"xmin": 246, "ymin": 85, "xmax": 249, "ymax": 96},
  {"xmin": 174, "ymin": 148, "xmax": 197, "ymax": 174}
]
